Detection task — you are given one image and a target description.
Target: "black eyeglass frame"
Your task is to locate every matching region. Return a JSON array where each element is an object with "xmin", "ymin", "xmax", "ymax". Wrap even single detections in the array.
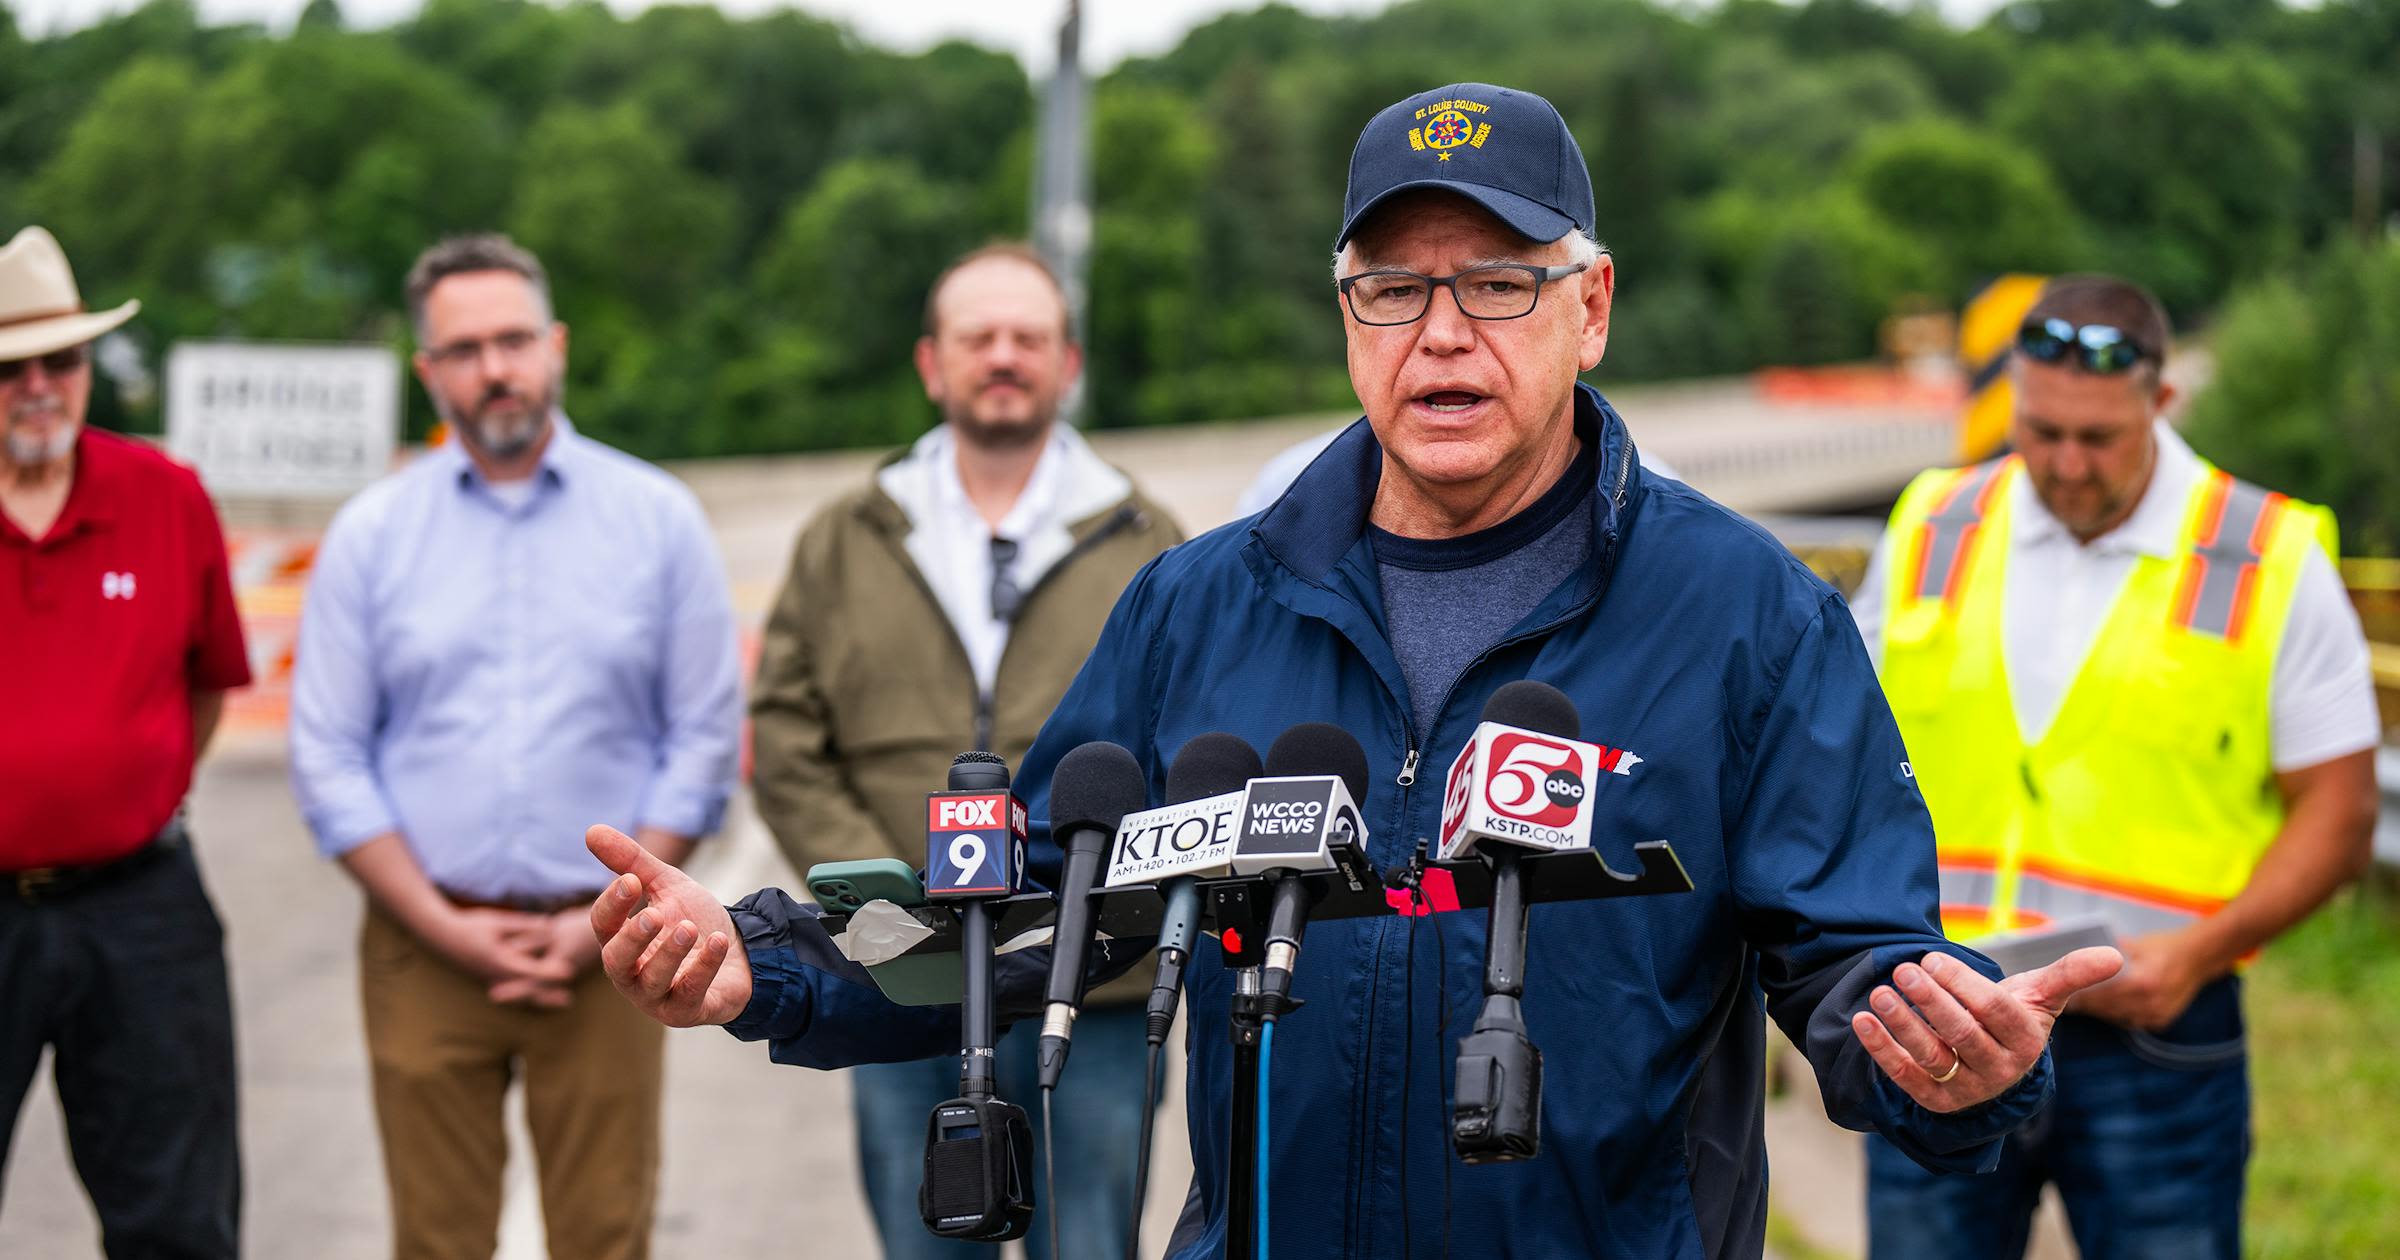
[
  {"xmin": 2015, "ymin": 317, "xmax": 2153, "ymax": 376},
  {"xmin": 1335, "ymin": 262, "xmax": 1592, "ymax": 327},
  {"xmin": 0, "ymin": 344, "xmax": 91, "ymax": 383}
]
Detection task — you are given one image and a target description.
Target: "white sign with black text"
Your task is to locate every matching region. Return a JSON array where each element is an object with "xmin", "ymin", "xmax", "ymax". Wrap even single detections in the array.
[{"xmin": 166, "ymin": 341, "xmax": 400, "ymax": 498}]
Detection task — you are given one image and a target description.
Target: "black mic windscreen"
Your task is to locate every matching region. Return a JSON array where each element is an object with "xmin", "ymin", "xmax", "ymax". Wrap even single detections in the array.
[
  {"xmin": 1264, "ymin": 723, "xmax": 1371, "ymax": 805},
  {"xmin": 1481, "ymin": 679, "xmax": 1580, "ymax": 740},
  {"xmin": 1164, "ymin": 733, "xmax": 1263, "ymax": 805},
  {"xmin": 1049, "ymin": 741, "xmax": 1150, "ymax": 835},
  {"xmin": 948, "ymin": 750, "xmax": 1010, "ymax": 791}
]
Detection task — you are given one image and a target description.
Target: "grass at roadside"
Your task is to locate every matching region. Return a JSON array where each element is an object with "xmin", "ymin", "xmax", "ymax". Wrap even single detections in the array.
[
  {"xmin": 2244, "ymin": 882, "xmax": 2400, "ymax": 1258},
  {"xmin": 1767, "ymin": 1209, "xmax": 1851, "ymax": 1260}
]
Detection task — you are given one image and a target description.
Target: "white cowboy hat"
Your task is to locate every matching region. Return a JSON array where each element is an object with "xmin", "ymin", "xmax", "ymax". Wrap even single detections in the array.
[{"xmin": 0, "ymin": 226, "xmax": 140, "ymax": 363}]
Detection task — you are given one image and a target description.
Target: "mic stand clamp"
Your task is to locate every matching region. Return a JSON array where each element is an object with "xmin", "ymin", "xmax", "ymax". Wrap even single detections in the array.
[
  {"xmin": 1451, "ymin": 1006, "xmax": 1542, "ymax": 1162},
  {"xmin": 1451, "ymin": 847, "xmax": 1544, "ymax": 1163},
  {"xmin": 921, "ymin": 900, "xmax": 1036, "ymax": 1241}
]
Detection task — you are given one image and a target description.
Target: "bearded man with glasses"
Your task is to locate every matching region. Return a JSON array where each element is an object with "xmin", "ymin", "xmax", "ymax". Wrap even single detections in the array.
[
  {"xmin": 288, "ymin": 233, "xmax": 742, "ymax": 1260},
  {"xmin": 747, "ymin": 242, "xmax": 1182, "ymax": 1260},
  {"xmin": 0, "ymin": 226, "xmax": 250, "ymax": 1258},
  {"xmin": 1851, "ymin": 274, "xmax": 2380, "ymax": 1258}
]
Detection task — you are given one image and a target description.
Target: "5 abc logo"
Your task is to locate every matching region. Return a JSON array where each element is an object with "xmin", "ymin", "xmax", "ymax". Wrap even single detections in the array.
[{"xmin": 1483, "ymin": 732, "xmax": 1588, "ymax": 829}]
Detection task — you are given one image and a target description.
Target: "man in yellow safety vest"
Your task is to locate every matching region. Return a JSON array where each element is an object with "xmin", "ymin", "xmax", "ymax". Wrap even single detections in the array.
[{"xmin": 1850, "ymin": 273, "xmax": 2381, "ymax": 1259}]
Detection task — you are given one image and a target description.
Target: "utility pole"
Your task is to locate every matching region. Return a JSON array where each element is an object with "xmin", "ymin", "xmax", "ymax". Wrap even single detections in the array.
[{"xmin": 1032, "ymin": 0, "xmax": 1092, "ymax": 421}]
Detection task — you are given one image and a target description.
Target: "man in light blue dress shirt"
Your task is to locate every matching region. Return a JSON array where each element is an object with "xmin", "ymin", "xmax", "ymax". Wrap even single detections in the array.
[{"xmin": 289, "ymin": 235, "xmax": 739, "ymax": 1260}]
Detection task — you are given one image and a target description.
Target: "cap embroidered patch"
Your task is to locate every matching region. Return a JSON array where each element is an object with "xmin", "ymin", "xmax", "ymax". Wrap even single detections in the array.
[{"xmin": 1410, "ymin": 99, "xmax": 1491, "ymax": 161}]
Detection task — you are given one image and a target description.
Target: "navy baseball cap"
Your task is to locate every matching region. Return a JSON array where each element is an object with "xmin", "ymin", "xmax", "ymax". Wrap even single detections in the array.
[{"xmin": 1335, "ymin": 83, "xmax": 1594, "ymax": 251}]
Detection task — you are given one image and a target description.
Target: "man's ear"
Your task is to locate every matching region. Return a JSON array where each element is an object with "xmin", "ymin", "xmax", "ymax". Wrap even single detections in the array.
[
  {"xmin": 913, "ymin": 335, "xmax": 943, "ymax": 404},
  {"xmin": 1577, "ymin": 252, "xmax": 1616, "ymax": 373}
]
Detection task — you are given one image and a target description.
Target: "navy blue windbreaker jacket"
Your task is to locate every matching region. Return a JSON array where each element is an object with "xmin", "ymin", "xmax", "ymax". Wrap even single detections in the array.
[{"xmin": 725, "ymin": 384, "xmax": 2051, "ymax": 1259}]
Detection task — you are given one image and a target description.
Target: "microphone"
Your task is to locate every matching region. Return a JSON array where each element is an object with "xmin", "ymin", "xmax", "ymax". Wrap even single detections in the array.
[
  {"xmin": 1108, "ymin": 733, "xmax": 1263, "ymax": 1047},
  {"xmin": 1435, "ymin": 678, "xmax": 1600, "ymax": 861},
  {"xmin": 1234, "ymin": 723, "xmax": 1372, "ymax": 1017},
  {"xmin": 1448, "ymin": 680, "xmax": 1586, "ymax": 1164},
  {"xmin": 921, "ymin": 752, "xmax": 1035, "ymax": 1241},
  {"xmin": 1035, "ymin": 741, "xmax": 1150, "ymax": 1091}
]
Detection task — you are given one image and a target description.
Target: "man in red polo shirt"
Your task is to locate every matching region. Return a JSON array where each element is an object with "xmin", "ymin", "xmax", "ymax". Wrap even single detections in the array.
[{"xmin": 0, "ymin": 225, "xmax": 249, "ymax": 1258}]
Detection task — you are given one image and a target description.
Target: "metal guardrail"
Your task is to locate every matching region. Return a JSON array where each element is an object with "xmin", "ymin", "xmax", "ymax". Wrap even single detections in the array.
[{"xmin": 2379, "ymin": 748, "xmax": 2400, "ymax": 870}]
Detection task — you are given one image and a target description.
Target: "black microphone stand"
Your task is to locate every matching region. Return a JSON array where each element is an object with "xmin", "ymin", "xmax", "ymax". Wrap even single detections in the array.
[
  {"xmin": 1226, "ymin": 966, "xmax": 1265, "ymax": 1260},
  {"xmin": 1452, "ymin": 847, "xmax": 1542, "ymax": 1162}
]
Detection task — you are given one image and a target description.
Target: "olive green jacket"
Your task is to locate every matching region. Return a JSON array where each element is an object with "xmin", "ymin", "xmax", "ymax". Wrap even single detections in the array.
[{"xmin": 750, "ymin": 444, "xmax": 1183, "ymax": 946}]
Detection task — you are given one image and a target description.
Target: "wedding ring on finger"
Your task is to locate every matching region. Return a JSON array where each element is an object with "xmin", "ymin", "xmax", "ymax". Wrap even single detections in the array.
[{"xmin": 1929, "ymin": 1046, "xmax": 1962, "ymax": 1083}]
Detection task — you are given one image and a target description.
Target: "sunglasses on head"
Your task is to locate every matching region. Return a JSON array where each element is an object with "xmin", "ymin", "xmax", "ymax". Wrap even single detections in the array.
[
  {"xmin": 2016, "ymin": 318, "xmax": 2151, "ymax": 375},
  {"xmin": 0, "ymin": 344, "xmax": 89, "ymax": 383}
]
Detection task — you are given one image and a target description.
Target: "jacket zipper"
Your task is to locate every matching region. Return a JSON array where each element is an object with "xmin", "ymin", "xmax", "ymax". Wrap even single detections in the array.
[
  {"xmin": 1378, "ymin": 435, "xmax": 1634, "ymax": 792},
  {"xmin": 1349, "ymin": 433, "xmax": 1634, "ymax": 1255}
]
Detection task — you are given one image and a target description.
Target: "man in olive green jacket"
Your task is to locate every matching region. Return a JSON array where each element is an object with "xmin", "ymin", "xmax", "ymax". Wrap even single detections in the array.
[{"xmin": 749, "ymin": 243, "xmax": 1181, "ymax": 1260}]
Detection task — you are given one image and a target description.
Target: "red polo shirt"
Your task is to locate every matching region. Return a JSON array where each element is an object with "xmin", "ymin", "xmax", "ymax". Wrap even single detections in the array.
[{"xmin": 2, "ymin": 427, "xmax": 251, "ymax": 868}]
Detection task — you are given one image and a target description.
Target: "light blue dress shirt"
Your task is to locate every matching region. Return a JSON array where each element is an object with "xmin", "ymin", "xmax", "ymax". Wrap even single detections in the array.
[{"xmin": 290, "ymin": 418, "xmax": 741, "ymax": 901}]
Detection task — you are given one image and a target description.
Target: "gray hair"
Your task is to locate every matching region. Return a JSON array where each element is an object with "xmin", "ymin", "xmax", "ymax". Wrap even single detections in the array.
[
  {"xmin": 404, "ymin": 234, "xmax": 554, "ymax": 338},
  {"xmin": 1333, "ymin": 227, "xmax": 1604, "ymax": 280}
]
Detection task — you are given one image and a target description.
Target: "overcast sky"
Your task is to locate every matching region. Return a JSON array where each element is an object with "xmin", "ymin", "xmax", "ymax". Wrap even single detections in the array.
[{"xmin": 12, "ymin": 0, "xmax": 1400, "ymax": 73}]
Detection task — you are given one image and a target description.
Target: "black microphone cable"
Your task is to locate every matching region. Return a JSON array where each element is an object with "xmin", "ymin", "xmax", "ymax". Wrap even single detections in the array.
[
  {"xmin": 1390, "ymin": 839, "xmax": 1454, "ymax": 1260},
  {"xmin": 1044, "ymin": 1087, "xmax": 1060, "ymax": 1260},
  {"xmin": 1428, "ymin": 874, "xmax": 1453, "ymax": 1260},
  {"xmin": 1124, "ymin": 1036, "xmax": 1165, "ymax": 1260}
]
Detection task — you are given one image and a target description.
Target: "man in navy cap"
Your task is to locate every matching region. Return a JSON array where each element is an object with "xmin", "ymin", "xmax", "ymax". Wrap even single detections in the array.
[{"xmin": 586, "ymin": 84, "xmax": 2122, "ymax": 1258}]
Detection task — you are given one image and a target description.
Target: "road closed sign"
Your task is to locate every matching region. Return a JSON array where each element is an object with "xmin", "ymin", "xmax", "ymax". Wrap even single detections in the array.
[{"xmin": 167, "ymin": 341, "xmax": 400, "ymax": 498}]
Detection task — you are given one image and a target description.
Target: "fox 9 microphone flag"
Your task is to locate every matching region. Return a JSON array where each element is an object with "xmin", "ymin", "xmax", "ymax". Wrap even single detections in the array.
[{"xmin": 926, "ymin": 770, "xmax": 1029, "ymax": 899}]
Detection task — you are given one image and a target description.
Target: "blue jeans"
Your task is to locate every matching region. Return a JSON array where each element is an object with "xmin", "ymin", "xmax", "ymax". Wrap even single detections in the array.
[
  {"xmin": 851, "ymin": 1004, "xmax": 1157, "ymax": 1260},
  {"xmin": 1865, "ymin": 976, "xmax": 2250, "ymax": 1260}
]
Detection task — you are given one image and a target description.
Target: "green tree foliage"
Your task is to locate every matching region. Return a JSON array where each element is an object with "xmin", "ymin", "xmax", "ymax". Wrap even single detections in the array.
[
  {"xmin": 1993, "ymin": 40, "xmax": 2308, "ymax": 313},
  {"xmin": 0, "ymin": 0, "xmax": 2391, "ymax": 460},
  {"xmin": 2184, "ymin": 237, "xmax": 2400, "ymax": 556},
  {"xmin": 1844, "ymin": 118, "xmax": 2085, "ymax": 297}
]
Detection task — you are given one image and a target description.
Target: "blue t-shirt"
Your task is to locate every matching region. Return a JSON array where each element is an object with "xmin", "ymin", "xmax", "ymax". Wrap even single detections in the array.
[{"xmin": 1369, "ymin": 436, "xmax": 1595, "ymax": 735}]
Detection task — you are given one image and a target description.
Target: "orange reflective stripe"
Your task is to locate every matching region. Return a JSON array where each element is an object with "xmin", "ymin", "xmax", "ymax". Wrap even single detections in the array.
[
  {"xmin": 2173, "ymin": 472, "xmax": 2280, "ymax": 641},
  {"xmin": 1911, "ymin": 460, "xmax": 2008, "ymax": 605},
  {"xmin": 2015, "ymin": 855, "xmax": 2227, "ymax": 920}
]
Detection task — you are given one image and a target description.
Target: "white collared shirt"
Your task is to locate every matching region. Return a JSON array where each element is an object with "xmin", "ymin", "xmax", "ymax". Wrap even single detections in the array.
[
  {"xmin": 1853, "ymin": 423, "xmax": 2379, "ymax": 770},
  {"xmin": 879, "ymin": 423, "xmax": 1132, "ymax": 695}
]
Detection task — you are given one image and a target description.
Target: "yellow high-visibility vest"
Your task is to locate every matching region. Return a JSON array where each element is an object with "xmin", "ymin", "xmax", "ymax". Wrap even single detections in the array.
[{"xmin": 1879, "ymin": 455, "xmax": 2338, "ymax": 943}]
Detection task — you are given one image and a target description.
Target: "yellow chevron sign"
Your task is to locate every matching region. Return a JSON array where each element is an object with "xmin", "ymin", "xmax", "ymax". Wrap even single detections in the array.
[{"xmin": 1958, "ymin": 273, "xmax": 2050, "ymax": 462}]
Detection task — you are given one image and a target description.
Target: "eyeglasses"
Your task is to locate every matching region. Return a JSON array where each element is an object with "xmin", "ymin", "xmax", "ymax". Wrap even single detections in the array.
[
  {"xmin": 0, "ymin": 345, "xmax": 89, "ymax": 384},
  {"xmin": 423, "ymin": 327, "xmax": 546, "ymax": 371},
  {"xmin": 1337, "ymin": 262, "xmax": 1590, "ymax": 326},
  {"xmin": 2016, "ymin": 318, "xmax": 2151, "ymax": 375},
  {"xmin": 988, "ymin": 537, "xmax": 1023, "ymax": 624}
]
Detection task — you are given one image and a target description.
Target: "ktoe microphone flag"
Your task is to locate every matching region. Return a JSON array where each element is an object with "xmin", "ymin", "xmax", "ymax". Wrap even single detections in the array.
[
  {"xmin": 1116, "ymin": 733, "xmax": 1263, "ymax": 1046},
  {"xmin": 1104, "ymin": 734, "xmax": 1256, "ymax": 890}
]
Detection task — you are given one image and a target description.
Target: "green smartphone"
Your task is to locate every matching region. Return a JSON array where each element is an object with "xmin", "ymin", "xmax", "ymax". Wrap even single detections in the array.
[
  {"xmin": 804, "ymin": 859, "xmax": 961, "ymax": 1007},
  {"xmin": 806, "ymin": 858, "xmax": 926, "ymax": 913}
]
